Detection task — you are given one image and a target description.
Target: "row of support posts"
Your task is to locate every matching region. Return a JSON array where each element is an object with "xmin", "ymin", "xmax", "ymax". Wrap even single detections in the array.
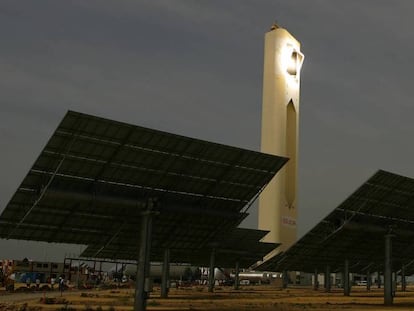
[
  {"xmin": 160, "ymin": 247, "xmax": 242, "ymax": 298},
  {"xmin": 132, "ymin": 201, "xmax": 243, "ymax": 311},
  {"xmin": 207, "ymin": 249, "xmax": 241, "ymax": 292},
  {"xmin": 160, "ymin": 247, "xmax": 242, "ymax": 299},
  {"xmin": 131, "ymin": 204, "xmax": 403, "ymax": 310},
  {"xmin": 309, "ymin": 232, "xmax": 408, "ymax": 307}
]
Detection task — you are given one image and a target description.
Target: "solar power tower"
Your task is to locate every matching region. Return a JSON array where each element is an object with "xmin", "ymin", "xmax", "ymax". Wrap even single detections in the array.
[{"xmin": 258, "ymin": 24, "xmax": 304, "ymax": 252}]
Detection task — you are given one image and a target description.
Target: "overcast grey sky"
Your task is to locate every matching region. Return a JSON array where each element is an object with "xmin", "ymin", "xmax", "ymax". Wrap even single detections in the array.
[{"xmin": 1, "ymin": 0, "xmax": 414, "ymax": 261}]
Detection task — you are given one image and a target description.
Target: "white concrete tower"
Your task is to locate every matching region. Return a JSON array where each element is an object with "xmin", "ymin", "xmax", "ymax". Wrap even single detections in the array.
[{"xmin": 258, "ymin": 25, "xmax": 304, "ymax": 252}]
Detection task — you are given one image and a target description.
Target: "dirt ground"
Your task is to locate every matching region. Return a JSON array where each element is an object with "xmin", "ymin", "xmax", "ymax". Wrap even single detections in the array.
[{"xmin": 1, "ymin": 285, "xmax": 414, "ymax": 311}]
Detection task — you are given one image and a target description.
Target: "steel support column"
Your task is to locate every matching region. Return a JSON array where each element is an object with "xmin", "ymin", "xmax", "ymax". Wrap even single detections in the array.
[
  {"xmin": 313, "ymin": 269, "xmax": 318, "ymax": 291},
  {"xmin": 69, "ymin": 259, "xmax": 72, "ymax": 281},
  {"xmin": 76, "ymin": 257, "xmax": 81, "ymax": 289},
  {"xmin": 401, "ymin": 265, "xmax": 406, "ymax": 292},
  {"xmin": 161, "ymin": 248, "xmax": 170, "ymax": 298},
  {"xmin": 282, "ymin": 270, "xmax": 288, "ymax": 289},
  {"xmin": 393, "ymin": 272, "xmax": 397, "ymax": 296},
  {"xmin": 367, "ymin": 271, "xmax": 371, "ymax": 291},
  {"xmin": 325, "ymin": 266, "xmax": 331, "ymax": 293},
  {"xmin": 384, "ymin": 234, "xmax": 393, "ymax": 306},
  {"xmin": 234, "ymin": 261, "xmax": 240, "ymax": 290},
  {"xmin": 343, "ymin": 259, "xmax": 350, "ymax": 296},
  {"xmin": 377, "ymin": 271, "xmax": 381, "ymax": 288},
  {"xmin": 208, "ymin": 248, "xmax": 216, "ymax": 293},
  {"xmin": 134, "ymin": 203, "xmax": 153, "ymax": 311}
]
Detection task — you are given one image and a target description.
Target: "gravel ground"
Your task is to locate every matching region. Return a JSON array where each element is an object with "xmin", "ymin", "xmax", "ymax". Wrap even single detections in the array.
[{"xmin": 1, "ymin": 286, "xmax": 414, "ymax": 311}]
